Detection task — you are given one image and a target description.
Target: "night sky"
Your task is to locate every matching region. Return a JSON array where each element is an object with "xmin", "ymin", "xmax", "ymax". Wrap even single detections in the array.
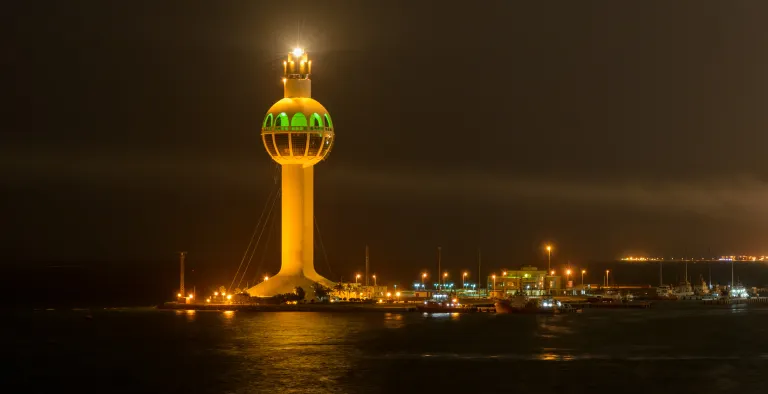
[{"xmin": 4, "ymin": 1, "xmax": 768, "ymax": 290}]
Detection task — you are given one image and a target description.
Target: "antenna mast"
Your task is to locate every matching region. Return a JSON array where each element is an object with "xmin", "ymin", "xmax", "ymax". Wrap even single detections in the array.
[
  {"xmin": 365, "ymin": 245, "xmax": 369, "ymax": 286},
  {"xmin": 437, "ymin": 247, "xmax": 442, "ymax": 291},
  {"xmin": 477, "ymin": 248, "xmax": 481, "ymax": 293},
  {"xmin": 179, "ymin": 251, "xmax": 186, "ymax": 296}
]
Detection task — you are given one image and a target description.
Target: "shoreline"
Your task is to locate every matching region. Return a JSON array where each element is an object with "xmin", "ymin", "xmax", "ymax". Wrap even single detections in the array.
[{"xmin": 158, "ymin": 302, "xmax": 420, "ymax": 313}]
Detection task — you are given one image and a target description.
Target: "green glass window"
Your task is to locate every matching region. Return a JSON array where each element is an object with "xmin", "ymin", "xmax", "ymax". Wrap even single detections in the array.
[
  {"xmin": 263, "ymin": 113, "xmax": 273, "ymax": 128},
  {"xmin": 290, "ymin": 113, "xmax": 308, "ymax": 127},
  {"xmin": 275, "ymin": 112, "xmax": 290, "ymax": 127},
  {"xmin": 323, "ymin": 113, "xmax": 333, "ymax": 128},
  {"xmin": 310, "ymin": 113, "xmax": 323, "ymax": 128}
]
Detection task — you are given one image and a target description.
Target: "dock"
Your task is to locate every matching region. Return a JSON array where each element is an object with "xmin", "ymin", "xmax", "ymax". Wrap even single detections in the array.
[
  {"xmin": 566, "ymin": 302, "xmax": 652, "ymax": 309},
  {"xmin": 158, "ymin": 302, "xmax": 418, "ymax": 313}
]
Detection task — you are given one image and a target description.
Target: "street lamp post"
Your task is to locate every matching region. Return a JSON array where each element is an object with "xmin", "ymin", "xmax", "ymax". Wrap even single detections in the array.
[
  {"xmin": 372, "ymin": 274, "xmax": 377, "ymax": 287},
  {"xmin": 463, "ymin": 272, "xmax": 468, "ymax": 289},
  {"xmin": 581, "ymin": 270, "xmax": 586, "ymax": 287},
  {"xmin": 605, "ymin": 270, "xmax": 610, "ymax": 288},
  {"xmin": 355, "ymin": 274, "xmax": 361, "ymax": 284},
  {"xmin": 491, "ymin": 274, "xmax": 496, "ymax": 296},
  {"xmin": 443, "ymin": 272, "xmax": 448, "ymax": 291},
  {"xmin": 546, "ymin": 245, "xmax": 552, "ymax": 272},
  {"xmin": 421, "ymin": 273, "xmax": 427, "ymax": 288}
]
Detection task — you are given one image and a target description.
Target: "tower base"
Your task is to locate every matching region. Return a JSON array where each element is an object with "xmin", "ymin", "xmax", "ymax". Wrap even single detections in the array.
[{"xmin": 246, "ymin": 273, "xmax": 335, "ymax": 299}]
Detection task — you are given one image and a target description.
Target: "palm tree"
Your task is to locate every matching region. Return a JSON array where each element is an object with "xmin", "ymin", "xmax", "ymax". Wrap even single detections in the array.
[{"xmin": 333, "ymin": 282, "xmax": 344, "ymax": 298}]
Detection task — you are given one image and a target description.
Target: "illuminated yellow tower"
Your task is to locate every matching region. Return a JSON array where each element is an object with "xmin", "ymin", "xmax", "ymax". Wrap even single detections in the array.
[{"xmin": 246, "ymin": 48, "xmax": 335, "ymax": 298}]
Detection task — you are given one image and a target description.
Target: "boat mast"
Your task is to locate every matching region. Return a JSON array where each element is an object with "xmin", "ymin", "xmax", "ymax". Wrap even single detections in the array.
[
  {"xmin": 365, "ymin": 245, "xmax": 369, "ymax": 287},
  {"xmin": 731, "ymin": 258, "xmax": 735, "ymax": 289},
  {"xmin": 659, "ymin": 261, "xmax": 662, "ymax": 287},
  {"xmin": 437, "ymin": 246, "xmax": 442, "ymax": 292},
  {"xmin": 477, "ymin": 248, "xmax": 481, "ymax": 295}
]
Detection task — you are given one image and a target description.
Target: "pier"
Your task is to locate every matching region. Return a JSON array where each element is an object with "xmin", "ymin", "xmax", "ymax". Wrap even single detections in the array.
[{"xmin": 703, "ymin": 297, "xmax": 768, "ymax": 305}]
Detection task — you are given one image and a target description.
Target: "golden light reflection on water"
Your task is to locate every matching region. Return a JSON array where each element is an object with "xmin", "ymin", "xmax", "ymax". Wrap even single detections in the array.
[
  {"xmin": 185, "ymin": 310, "xmax": 196, "ymax": 322},
  {"xmin": 225, "ymin": 312, "xmax": 359, "ymax": 391},
  {"xmin": 537, "ymin": 353, "xmax": 574, "ymax": 361},
  {"xmin": 383, "ymin": 313, "xmax": 405, "ymax": 329}
]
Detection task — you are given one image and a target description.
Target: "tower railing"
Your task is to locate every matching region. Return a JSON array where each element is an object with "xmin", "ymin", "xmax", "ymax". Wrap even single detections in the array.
[{"xmin": 262, "ymin": 126, "xmax": 333, "ymax": 132}]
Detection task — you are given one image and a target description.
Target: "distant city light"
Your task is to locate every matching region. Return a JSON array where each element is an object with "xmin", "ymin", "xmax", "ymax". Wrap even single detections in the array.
[
  {"xmin": 621, "ymin": 255, "xmax": 767, "ymax": 262},
  {"xmin": 292, "ymin": 48, "xmax": 304, "ymax": 57}
]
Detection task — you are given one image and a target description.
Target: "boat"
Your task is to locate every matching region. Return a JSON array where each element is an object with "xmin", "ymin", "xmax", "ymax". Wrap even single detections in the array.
[
  {"xmin": 729, "ymin": 284, "xmax": 749, "ymax": 299},
  {"xmin": 587, "ymin": 290, "xmax": 623, "ymax": 303},
  {"xmin": 696, "ymin": 275, "xmax": 710, "ymax": 296},
  {"xmin": 656, "ymin": 285, "xmax": 673, "ymax": 298},
  {"xmin": 494, "ymin": 296, "xmax": 581, "ymax": 314},
  {"xmin": 672, "ymin": 261, "xmax": 695, "ymax": 299},
  {"xmin": 672, "ymin": 280, "xmax": 695, "ymax": 299},
  {"xmin": 417, "ymin": 299, "xmax": 476, "ymax": 313}
]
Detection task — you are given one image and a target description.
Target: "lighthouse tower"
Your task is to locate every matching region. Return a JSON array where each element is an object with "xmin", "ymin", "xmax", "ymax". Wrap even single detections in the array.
[{"xmin": 246, "ymin": 48, "xmax": 336, "ymax": 298}]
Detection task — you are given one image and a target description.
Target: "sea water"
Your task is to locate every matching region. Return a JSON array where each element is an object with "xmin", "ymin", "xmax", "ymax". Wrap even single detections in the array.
[{"xmin": 5, "ymin": 304, "xmax": 768, "ymax": 393}]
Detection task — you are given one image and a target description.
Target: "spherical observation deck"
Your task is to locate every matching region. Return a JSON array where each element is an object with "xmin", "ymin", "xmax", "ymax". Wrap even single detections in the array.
[{"xmin": 262, "ymin": 97, "xmax": 334, "ymax": 167}]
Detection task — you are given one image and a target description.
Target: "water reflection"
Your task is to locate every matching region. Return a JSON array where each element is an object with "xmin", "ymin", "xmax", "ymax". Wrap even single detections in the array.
[
  {"xmin": 383, "ymin": 313, "xmax": 405, "ymax": 329},
  {"xmin": 222, "ymin": 313, "xmax": 363, "ymax": 393},
  {"xmin": 185, "ymin": 309, "xmax": 196, "ymax": 322},
  {"xmin": 537, "ymin": 352, "xmax": 574, "ymax": 361}
]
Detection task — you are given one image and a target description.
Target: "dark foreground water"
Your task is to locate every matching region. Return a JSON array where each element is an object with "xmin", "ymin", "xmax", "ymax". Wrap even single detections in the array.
[{"xmin": 5, "ymin": 304, "xmax": 768, "ymax": 393}]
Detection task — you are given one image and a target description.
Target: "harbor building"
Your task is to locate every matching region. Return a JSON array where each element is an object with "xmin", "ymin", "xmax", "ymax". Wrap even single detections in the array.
[
  {"xmin": 246, "ymin": 47, "xmax": 336, "ymax": 298},
  {"xmin": 487, "ymin": 266, "xmax": 561, "ymax": 297}
]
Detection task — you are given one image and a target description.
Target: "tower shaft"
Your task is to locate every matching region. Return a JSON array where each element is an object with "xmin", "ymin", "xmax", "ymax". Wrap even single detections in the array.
[{"xmin": 279, "ymin": 164, "xmax": 317, "ymax": 277}]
